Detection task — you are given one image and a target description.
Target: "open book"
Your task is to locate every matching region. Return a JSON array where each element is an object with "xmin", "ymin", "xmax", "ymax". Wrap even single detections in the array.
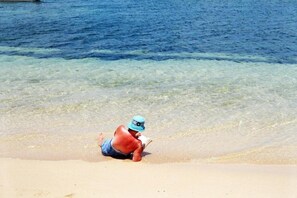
[{"xmin": 138, "ymin": 135, "xmax": 152, "ymax": 149}]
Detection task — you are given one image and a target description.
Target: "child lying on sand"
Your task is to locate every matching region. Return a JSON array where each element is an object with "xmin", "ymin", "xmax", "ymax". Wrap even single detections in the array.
[{"xmin": 98, "ymin": 115, "xmax": 152, "ymax": 162}]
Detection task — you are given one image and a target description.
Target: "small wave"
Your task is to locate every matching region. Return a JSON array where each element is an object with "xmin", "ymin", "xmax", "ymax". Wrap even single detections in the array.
[
  {"xmin": 0, "ymin": 46, "xmax": 60, "ymax": 54},
  {"xmin": 206, "ymin": 145, "xmax": 297, "ymax": 164},
  {"xmin": 91, "ymin": 49, "xmax": 271, "ymax": 63}
]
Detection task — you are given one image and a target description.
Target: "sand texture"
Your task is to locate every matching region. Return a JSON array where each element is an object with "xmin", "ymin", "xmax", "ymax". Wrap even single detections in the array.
[{"xmin": 1, "ymin": 158, "xmax": 297, "ymax": 198}]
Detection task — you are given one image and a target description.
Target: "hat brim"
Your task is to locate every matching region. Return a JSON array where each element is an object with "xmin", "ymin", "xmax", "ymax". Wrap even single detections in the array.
[{"xmin": 128, "ymin": 122, "xmax": 145, "ymax": 132}]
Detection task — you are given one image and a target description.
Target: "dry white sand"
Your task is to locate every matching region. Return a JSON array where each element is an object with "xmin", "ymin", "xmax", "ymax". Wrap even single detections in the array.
[{"xmin": 1, "ymin": 158, "xmax": 297, "ymax": 198}]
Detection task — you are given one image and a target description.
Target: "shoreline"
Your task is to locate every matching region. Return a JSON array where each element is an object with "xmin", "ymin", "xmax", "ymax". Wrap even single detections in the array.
[
  {"xmin": 1, "ymin": 157, "xmax": 297, "ymax": 198},
  {"xmin": 1, "ymin": 132, "xmax": 296, "ymax": 165}
]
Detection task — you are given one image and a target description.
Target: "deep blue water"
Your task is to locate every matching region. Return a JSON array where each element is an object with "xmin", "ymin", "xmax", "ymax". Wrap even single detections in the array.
[{"xmin": 0, "ymin": 0, "xmax": 297, "ymax": 63}]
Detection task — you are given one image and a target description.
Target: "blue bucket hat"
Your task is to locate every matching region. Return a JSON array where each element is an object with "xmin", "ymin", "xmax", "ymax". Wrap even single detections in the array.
[{"xmin": 128, "ymin": 115, "xmax": 145, "ymax": 132}]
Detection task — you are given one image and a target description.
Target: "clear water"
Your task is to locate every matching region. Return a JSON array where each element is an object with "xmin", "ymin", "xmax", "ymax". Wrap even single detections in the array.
[{"xmin": 0, "ymin": 0, "xmax": 297, "ymax": 163}]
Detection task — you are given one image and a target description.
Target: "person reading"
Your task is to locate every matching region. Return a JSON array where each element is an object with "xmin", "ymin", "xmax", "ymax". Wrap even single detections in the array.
[{"xmin": 98, "ymin": 116, "xmax": 152, "ymax": 162}]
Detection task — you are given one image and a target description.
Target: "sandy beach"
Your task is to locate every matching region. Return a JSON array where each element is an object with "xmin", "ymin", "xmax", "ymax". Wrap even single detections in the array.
[{"xmin": 1, "ymin": 158, "xmax": 297, "ymax": 198}]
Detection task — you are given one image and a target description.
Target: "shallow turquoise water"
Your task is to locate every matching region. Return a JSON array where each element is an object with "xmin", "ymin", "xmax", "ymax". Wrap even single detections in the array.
[{"xmin": 0, "ymin": 50, "xmax": 296, "ymax": 163}]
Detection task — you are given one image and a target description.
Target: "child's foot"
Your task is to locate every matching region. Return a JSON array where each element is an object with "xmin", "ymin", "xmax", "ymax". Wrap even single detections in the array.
[{"xmin": 98, "ymin": 133, "xmax": 104, "ymax": 147}]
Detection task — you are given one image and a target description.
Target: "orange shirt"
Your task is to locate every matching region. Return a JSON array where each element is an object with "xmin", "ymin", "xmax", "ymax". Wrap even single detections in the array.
[{"xmin": 111, "ymin": 125, "xmax": 143, "ymax": 162}]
